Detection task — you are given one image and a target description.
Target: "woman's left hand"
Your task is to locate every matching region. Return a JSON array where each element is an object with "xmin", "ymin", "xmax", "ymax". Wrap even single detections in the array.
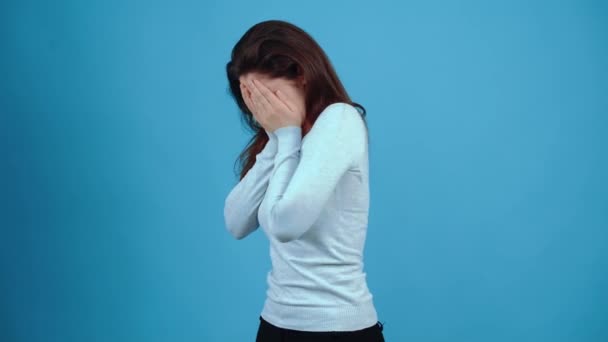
[{"xmin": 242, "ymin": 79, "xmax": 305, "ymax": 133}]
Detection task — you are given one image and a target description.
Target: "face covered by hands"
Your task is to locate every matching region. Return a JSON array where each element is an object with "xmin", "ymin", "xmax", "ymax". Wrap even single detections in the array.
[{"xmin": 239, "ymin": 72, "xmax": 307, "ymax": 133}]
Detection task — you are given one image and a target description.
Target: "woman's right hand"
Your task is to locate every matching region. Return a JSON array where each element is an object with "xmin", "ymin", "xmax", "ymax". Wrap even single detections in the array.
[
  {"xmin": 240, "ymin": 79, "xmax": 304, "ymax": 133},
  {"xmin": 241, "ymin": 82, "xmax": 262, "ymax": 125}
]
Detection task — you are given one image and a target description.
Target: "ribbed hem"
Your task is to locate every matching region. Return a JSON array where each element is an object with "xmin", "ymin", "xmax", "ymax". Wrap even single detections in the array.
[
  {"xmin": 272, "ymin": 126, "xmax": 302, "ymax": 155},
  {"xmin": 260, "ymin": 296, "xmax": 378, "ymax": 332},
  {"xmin": 258, "ymin": 130, "xmax": 278, "ymax": 160}
]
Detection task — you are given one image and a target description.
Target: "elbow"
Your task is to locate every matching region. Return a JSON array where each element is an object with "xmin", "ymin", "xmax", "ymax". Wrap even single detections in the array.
[
  {"xmin": 265, "ymin": 206, "xmax": 308, "ymax": 243},
  {"xmin": 225, "ymin": 222, "xmax": 246, "ymax": 240},
  {"xmin": 271, "ymin": 232, "xmax": 297, "ymax": 243},
  {"xmin": 224, "ymin": 204, "xmax": 248, "ymax": 240},
  {"xmin": 267, "ymin": 220, "xmax": 302, "ymax": 243},
  {"xmin": 232, "ymin": 231, "xmax": 248, "ymax": 240},
  {"xmin": 274, "ymin": 231, "xmax": 297, "ymax": 243},
  {"xmin": 224, "ymin": 217, "xmax": 250, "ymax": 240},
  {"xmin": 224, "ymin": 217, "xmax": 241, "ymax": 240}
]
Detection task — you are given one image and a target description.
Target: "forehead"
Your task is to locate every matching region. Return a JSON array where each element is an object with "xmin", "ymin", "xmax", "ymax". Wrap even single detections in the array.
[{"xmin": 239, "ymin": 72, "xmax": 292, "ymax": 87}]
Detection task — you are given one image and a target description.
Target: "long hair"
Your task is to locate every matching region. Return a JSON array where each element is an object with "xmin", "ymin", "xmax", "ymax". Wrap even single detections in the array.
[{"xmin": 226, "ymin": 19, "xmax": 368, "ymax": 181}]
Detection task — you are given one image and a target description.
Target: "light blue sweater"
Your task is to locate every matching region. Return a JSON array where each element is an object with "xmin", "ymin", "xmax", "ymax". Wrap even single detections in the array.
[{"xmin": 223, "ymin": 102, "xmax": 378, "ymax": 331}]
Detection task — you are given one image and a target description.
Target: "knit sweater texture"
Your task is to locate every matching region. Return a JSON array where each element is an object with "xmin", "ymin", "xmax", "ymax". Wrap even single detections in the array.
[{"xmin": 224, "ymin": 102, "xmax": 378, "ymax": 331}]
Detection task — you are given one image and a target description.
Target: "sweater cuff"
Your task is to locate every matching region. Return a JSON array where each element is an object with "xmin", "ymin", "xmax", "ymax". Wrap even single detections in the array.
[
  {"xmin": 258, "ymin": 129, "xmax": 278, "ymax": 159},
  {"xmin": 273, "ymin": 126, "xmax": 302, "ymax": 155}
]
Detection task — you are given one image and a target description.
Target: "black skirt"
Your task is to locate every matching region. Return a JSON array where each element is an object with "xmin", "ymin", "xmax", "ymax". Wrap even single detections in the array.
[{"xmin": 255, "ymin": 315, "xmax": 385, "ymax": 342}]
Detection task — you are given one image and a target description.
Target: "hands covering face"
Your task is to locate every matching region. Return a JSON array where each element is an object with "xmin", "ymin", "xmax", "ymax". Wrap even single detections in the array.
[{"xmin": 240, "ymin": 78, "xmax": 306, "ymax": 133}]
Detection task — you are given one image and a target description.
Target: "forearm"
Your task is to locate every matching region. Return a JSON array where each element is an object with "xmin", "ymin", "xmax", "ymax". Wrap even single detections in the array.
[
  {"xmin": 258, "ymin": 103, "xmax": 365, "ymax": 243},
  {"xmin": 223, "ymin": 130, "xmax": 277, "ymax": 239}
]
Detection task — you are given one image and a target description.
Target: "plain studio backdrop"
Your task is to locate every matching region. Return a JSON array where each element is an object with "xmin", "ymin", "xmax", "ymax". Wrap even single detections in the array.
[{"xmin": 1, "ymin": 0, "xmax": 607, "ymax": 341}]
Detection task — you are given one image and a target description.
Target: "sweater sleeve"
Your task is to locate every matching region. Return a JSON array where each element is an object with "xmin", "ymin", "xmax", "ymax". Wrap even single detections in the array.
[
  {"xmin": 223, "ymin": 129, "xmax": 278, "ymax": 240},
  {"xmin": 258, "ymin": 103, "xmax": 367, "ymax": 243}
]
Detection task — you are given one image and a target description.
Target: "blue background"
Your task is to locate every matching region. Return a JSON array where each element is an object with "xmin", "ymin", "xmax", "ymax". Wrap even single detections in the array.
[{"xmin": 1, "ymin": 0, "xmax": 607, "ymax": 341}]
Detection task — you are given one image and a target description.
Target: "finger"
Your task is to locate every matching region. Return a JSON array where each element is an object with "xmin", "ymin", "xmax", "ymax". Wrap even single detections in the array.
[
  {"xmin": 275, "ymin": 89, "xmax": 294, "ymax": 112},
  {"xmin": 241, "ymin": 83, "xmax": 259, "ymax": 121},
  {"xmin": 240, "ymin": 83, "xmax": 246, "ymax": 101},
  {"xmin": 252, "ymin": 79, "xmax": 275, "ymax": 104},
  {"xmin": 241, "ymin": 83, "xmax": 255, "ymax": 109},
  {"xmin": 240, "ymin": 83, "xmax": 250, "ymax": 104},
  {"xmin": 249, "ymin": 79, "xmax": 272, "ymax": 111},
  {"xmin": 248, "ymin": 81, "xmax": 273, "ymax": 121},
  {"xmin": 253, "ymin": 79, "xmax": 290, "ymax": 113}
]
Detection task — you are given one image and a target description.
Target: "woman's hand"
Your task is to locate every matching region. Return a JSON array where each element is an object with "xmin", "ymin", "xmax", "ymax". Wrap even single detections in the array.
[{"xmin": 240, "ymin": 79, "xmax": 305, "ymax": 133}]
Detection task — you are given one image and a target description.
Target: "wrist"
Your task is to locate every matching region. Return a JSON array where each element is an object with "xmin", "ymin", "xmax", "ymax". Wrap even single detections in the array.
[
  {"xmin": 258, "ymin": 129, "xmax": 278, "ymax": 159},
  {"xmin": 273, "ymin": 125, "xmax": 302, "ymax": 155}
]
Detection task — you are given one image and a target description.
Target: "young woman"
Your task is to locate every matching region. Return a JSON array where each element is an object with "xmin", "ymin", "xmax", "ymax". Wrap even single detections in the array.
[{"xmin": 224, "ymin": 19, "xmax": 385, "ymax": 341}]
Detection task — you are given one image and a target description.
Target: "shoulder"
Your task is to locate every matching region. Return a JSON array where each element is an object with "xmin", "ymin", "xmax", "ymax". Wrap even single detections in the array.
[
  {"xmin": 316, "ymin": 102, "xmax": 365, "ymax": 131},
  {"xmin": 309, "ymin": 102, "xmax": 367, "ymax": 164},
  {"xmin": 320, "ymin": 102, "xmax": 361, "ymax": 119}
]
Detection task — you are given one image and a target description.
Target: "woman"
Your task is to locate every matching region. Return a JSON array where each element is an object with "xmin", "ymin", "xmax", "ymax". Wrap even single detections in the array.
[{"xmin": 224, "ymin": 19, "xmax": 385, "ymax": 341}]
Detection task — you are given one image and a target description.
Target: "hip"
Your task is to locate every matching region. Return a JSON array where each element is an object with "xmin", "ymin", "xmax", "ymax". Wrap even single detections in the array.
[{"xmin": 256, "ymin": 315, "xmax": 385, "ymax": 342}]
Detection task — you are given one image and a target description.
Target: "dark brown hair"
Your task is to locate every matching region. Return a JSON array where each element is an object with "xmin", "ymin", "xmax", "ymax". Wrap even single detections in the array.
[{"xmin": 226, "ymin": 19, "xmax": 368, "ymax": 180}]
